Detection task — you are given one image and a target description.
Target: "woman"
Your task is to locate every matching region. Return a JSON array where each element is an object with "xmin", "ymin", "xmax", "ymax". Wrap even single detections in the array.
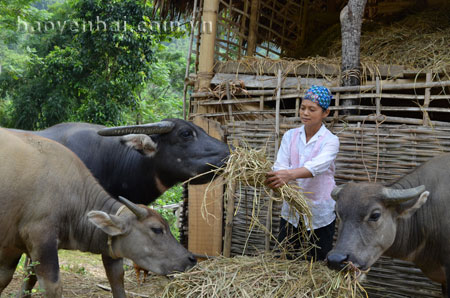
[{"xmin": 265, "ymin": 85, "xmax": 339, "ymax": 261}]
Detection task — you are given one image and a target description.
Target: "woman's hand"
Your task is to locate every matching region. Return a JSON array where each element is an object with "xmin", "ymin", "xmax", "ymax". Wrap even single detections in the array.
[{"xmin": 265, "ymin": 170, "xmax": 293, "ymax": 189}]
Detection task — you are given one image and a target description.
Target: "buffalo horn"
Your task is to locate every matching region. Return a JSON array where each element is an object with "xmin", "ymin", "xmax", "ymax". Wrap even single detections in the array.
[
  {"xmin": 381, "ymin": 185, "xmax": 426, "ymax": 205},
  {"xmin": 117, "ymin": 196, "xmax": 148, "ymax": 220},
  {"xmin": 98, "ymin": 121, "xmax": 175, "ymax": 136},
  {"xmin": 331, "ymin": 185, "xmax": 344, "ymax": 200}
]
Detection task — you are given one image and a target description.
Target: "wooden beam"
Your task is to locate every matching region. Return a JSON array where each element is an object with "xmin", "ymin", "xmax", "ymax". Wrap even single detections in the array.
[
  {"xmin": 193, "ymin": 80, "xmax": 450, "ymax": 98},
  {"xmin": 211, "ymin": 73, "xmax": 335, "ymax": 88},
  {"xmin": 213, "ymin": 61, "xmax": 407, "ymax": 78}
]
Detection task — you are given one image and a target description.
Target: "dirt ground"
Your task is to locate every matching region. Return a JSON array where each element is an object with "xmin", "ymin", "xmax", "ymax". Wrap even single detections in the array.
[{"xmin": 2, "ymin": 250, "xmax": 169, "ymax": 297}]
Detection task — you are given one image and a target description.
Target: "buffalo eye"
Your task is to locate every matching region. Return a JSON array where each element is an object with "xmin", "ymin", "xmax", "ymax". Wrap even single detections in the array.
[
  {"xmin": 368, "ymin": 211, "xmax": 381, "ymax": 222},
  {"xmin": 179, "ymin": 130, "xmax": 193, "ymax": 138},
  {"xmin": 151, "ymin": 227, "xmax": 164, "ymax": 234}
]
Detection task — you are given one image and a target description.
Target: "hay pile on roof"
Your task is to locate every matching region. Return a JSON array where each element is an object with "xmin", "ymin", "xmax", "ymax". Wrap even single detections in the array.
[
  {"xmin": 327, "ymin": 7, "xmax": 450, "ymax": 71},
  {"xmin": 162, "ymin": 254, "xmax": 367, "ymax": 298}
]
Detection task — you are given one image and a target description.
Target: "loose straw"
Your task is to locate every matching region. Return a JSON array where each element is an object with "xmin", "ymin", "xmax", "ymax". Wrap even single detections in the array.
[{"xmin": 162, "ymin": 254, "xmax": 368, "ymax": 298}]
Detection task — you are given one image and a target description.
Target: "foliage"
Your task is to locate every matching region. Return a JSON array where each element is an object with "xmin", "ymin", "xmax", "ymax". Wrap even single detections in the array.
[
  {"xmin": 153, "ymin": 184, "xmax": 184, "ymax": 240},
  {"xmin": 1, "ymin": 0, "xmax": 186, "ymax": 129},
  {"xmin": 127, "ymin": 37, "xmax": 192, "ymax": 124}
]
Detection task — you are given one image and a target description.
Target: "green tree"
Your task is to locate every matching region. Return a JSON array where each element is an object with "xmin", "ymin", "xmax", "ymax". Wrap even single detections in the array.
[
  {"xmin": 129, "ymin": 37, "xmax": 192, "ymax": 123},
  {"xmin": 0, "ymin": 0, "xmax": 46, "ymax": 126},
  {"xmin": 3, "ymin": 0, "xmax": 180, "ymax": 129}
]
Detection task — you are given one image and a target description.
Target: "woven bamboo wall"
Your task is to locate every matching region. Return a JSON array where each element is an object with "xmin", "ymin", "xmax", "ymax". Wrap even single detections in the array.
[{"xmin": 187, "ymin": 60, "xmax": 450, "ymax": 297}]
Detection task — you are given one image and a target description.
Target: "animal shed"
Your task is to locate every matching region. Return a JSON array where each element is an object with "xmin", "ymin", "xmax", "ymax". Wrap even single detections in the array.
[{"xmin": 153, "ymin": 0, "xmax": 450, "ymax": 297}]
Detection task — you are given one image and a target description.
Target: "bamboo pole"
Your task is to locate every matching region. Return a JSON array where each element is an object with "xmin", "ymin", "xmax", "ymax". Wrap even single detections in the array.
[
  {"xmin": 247, "ymin": 0, "xmax": 259, "ymax": 56},
  {"xmin": 266, "ymin": 68, "xmax": 282, "ymax": 251},
  {"xmin": 197, "ymin": 0, "xmax": 220, "ymax": 93},
  {"xmin": 423, "ymin": 72, "xmax": 432, "ymax": 126},
  {"xmin": 330, "ymin": 80, "xmax": 450, "ymax": 93},
  {"xmin": 298, "ymin": 0, "xmax": 307, "ymax": 46},
  {"xmin": 275, "ymin": 68, "xmax": 282, "ymax": 155},
  {"xmin": 226, "ymin": 81, "xmax": 234, "ymax": 121},
  {"xmin": 238, "ymin": 0, "xmax": 249, "ymax": 59},
  {"xmin": 195, "ymin": 0, "xmax": 204, "ymax": 72},
  {"xmin": 192, "ymin": 93, "xmax": 450, "ymax": 106},
  {"xmin": 190, "ymin": 110, "xmax": 450, "ymax": 127},
  {"xmin": 265, "ymin": 196, "xmax": 273, "ymax": 252},
  {"xmin": 183, "ymin": 0, "xmax": 199, "ymax": 120},
  {"xmin": 375, "ymin": 76, "xmax": 381, "ymax": 117},
  {"xmin": 333, "ymin": 78, "xmax": 341, "ymax": 120},
  {"xmin": 223, "ymin": 183, "xmax": 236, "ymax": 257},
  {"xmin": 259, "ymin": 95, "xmax": 264, "ymax": 120},
  {"xmin": 192, "ymin": 80, "xmax": 450, "ymax": 97},
  {"xmin": 191, "ymin": 105, "xmax": 450, "ymax": 115}
]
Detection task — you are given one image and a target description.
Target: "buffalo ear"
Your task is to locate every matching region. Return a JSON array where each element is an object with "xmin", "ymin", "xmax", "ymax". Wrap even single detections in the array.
[
  {"xmin": 87, "ymin": 211, "xmax": 128, "ymax": 236},
  {"xmin": 331, "ymin": 185, "xmax": 344, "ymax": 201},
  {"xmin": 396, "ymin": 191, "xmax": 429, "ymax": 219},
  {"xmin": 120, "ymin": 134, "xmax": 157, "ymax": 156}
]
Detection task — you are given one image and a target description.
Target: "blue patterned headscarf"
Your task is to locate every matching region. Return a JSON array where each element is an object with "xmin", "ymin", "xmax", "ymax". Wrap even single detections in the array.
[{"xmin": 303, "ymin": 85, "xmax": 333, "ymax": 110}]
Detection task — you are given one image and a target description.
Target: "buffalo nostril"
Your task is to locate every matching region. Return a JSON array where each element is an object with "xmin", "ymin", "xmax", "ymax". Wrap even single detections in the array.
[{"xmin": 326, "ymin": 253, "xmax": 349, "ymax": 271}]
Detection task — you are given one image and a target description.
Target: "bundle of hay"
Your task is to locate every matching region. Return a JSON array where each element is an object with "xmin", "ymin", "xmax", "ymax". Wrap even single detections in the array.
[
  {"xmin": 162, "ymin": 254, "xmax": 367, "ymax": 298},
  {"xmin": 218, "ymin": 144, "xmax": 313, "ymax": 233}
]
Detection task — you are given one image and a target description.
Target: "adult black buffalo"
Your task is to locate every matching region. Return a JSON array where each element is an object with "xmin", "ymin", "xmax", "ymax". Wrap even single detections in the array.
[
  {"xmin": 28, "ymin": 118, "xmax": 230, "ymax": 204},
  {"xmin": 327, "ymin": 153, "xmax": 450, "ymax": 297}
]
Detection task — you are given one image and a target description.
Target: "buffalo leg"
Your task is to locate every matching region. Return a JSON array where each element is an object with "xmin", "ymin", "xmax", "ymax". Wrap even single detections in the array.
[
  {"xmin": 102, "ymin": 254, "xmax": 126, "ymax": 298},
  {"xmin": 18, "ymin": 255, "xmax": 38, "ymax": 298},
  {"xmin": 0, "ymin": 251, "xmax": 21, "ymax": 294},
  {"xmin": 28, "ymin": 240, "xmax": 62, "ymax": 297}
]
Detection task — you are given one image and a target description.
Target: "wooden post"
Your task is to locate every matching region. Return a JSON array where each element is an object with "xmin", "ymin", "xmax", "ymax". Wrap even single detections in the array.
[
  {"xmin": 188, "ymin": 116, "xmax": 224, "ymax": 258},
  {"xmin": 423, "ymin": 72, "xmax": 432, "ymax": 126},
  {"xmin": 197, "ymin": 0, "xmax": 220, "ymax": 93},
  {"xmin": 340, "ymin": 0, "xmax": 367, "ymax": 113},
  {"xmin": 223, "ymin": 183, "xmax": 236, "ymax": 257},
  {"xmin": 247, "ymin": 0, "xmax": 259, "ymax": 56}
]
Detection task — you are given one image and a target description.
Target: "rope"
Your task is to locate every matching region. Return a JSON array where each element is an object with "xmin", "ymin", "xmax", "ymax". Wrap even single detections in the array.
[{"xmin": 360, "ymin": 113, "xmax": 386, "ymax": 183}]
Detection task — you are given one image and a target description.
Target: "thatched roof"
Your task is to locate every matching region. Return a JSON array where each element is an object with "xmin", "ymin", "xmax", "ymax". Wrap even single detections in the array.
[
  {"xmin": 151, "ymin": 0, "xmax": 198, "ymax": 20},
  {"xmin": 151, "ymin": 0, "xmax": 449, "ymax": 71}
]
